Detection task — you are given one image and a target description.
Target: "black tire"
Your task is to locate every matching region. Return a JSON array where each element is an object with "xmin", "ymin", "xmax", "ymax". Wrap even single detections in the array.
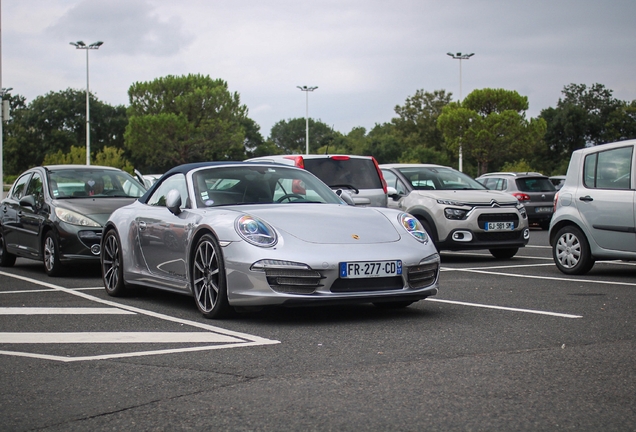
[
  {"xmin": 373, "ymin": 301, "xmax": 415, "ymax": 309},
  {"xmin": 0, "ymin": 230, "xmax": 16, "ymax": 267},
  {"xmin": 191, "ymin": 234, "xmax": 232, "ymax": 319},
  {"xmin": 420, "ymin": 219, "xmax": 438, "ymax": 250},
  {"xmin": 552, "ymin": 225, "xmax": 595, "ymax": 275},
  {"xmin": 43, "ymin": 231, "xmax": 64, "ymax": 276},
  {"xmin": 102, "ymin": 229, "xmax": 127, "ymax": 296},
  {"xmin": 489, "ymin": 248, "xmax": 519, "ymax": 259}
]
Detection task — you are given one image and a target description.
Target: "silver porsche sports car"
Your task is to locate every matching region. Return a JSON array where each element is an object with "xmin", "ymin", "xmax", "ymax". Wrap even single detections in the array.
[{"xmin": 101, "ymin": 162, "xmax": 440, "ymax": 318}]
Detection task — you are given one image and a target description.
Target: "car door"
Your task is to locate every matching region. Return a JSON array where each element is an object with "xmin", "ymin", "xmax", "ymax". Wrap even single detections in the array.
[
  {"xmin": 18, "ymin": 172, "xmax": 47, "ymax": 255},
  {"xmin": 1, "ymin": 172, "xmax": 32, "ymax": 253},
  {"xmin": 381, "ymin": 169, "xmax": 409, "ymax": 210},
  {"xmin": 576, "ymin": 145, "xmax": 636, "ymax": 252},
  {"xmin": 137, "ymin": 173, "xmax": 191, "ymax": 285}
]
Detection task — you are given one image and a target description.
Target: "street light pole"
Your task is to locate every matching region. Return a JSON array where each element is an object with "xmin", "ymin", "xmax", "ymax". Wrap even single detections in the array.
[
  {"xmin": 447, "ymin": 52, "xmax": 474, "ymax": 172},
  {"xmin": 297, "ymin": 85, "xmax": 318, "ymax": 155},
  {"xmin": 70, "ymin": 41, "xmax": 103, "ymax": 165}
]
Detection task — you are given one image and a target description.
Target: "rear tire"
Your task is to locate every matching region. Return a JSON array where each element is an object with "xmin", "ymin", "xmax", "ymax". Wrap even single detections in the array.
[
  {"xmin": 489, "ymin": 248, "xmax": 519, "ymax": 259},
  {"xmin": 0, "ymin": 230, "xmax": 16, "ymax": 267},
  {"xmin": 102, "ymin": 229, "xmax": 127, "ymax": 296},
  {"xmin": 553, "ymin": 225, "xmax": 595, "ymax": 275}
]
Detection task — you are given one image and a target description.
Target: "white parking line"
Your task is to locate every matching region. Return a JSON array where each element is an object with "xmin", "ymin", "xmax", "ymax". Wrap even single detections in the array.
[
  {"xmin": 0, "ymin": 332, "xmax": 242, "ymax": 344},
  {"xmin": 450, "ymin": 267, "xmax": 636, "ymax": 287},
  {"xmin": 426, "ymin": 298, "xmax": 582, "ymax": 319},
  {"xmin": 0, "ymin": 307, "xmax": 135, "ymax": 315}
]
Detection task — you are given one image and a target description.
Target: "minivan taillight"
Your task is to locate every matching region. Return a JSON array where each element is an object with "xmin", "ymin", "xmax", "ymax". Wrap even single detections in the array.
[
  {"xmin": 512, "ymin": 192, "xmax": 531, "ymax": 201},
  {"xmin": 553, "ymin": 191, "xmax": 559, "ymax": 211},
  {"xmin": 371, "ymin": 157, "xmax": 388, "ymax": 194},
  {"xmin": 284, "ymin": 155, "xmax": 304, "ymax": 169}
]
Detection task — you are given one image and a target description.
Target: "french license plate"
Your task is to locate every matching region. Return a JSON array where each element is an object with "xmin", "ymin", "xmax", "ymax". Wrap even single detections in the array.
[
  {"xmin": 535, "ymin": 207, "xmax": 553, "ymax": 213},
  {"xmin": 485, "ymin": 222, "xmax": 514, "ymax": 231},
  {"xmin": 339, "ymin": 260, "xmax": 402, "ymax": 279}
]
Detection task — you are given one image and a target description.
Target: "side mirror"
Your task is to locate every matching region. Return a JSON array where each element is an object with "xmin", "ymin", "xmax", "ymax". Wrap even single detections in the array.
[
  {"xmin": 19, "ymin": 195, "xmax": 36, "ymax": 208},
  {"xmin": 166, "ymin": 189, "xmax": 182, "ymax": 215},
  {"xmin": 386, "ymin": 186, "xmax": 401, "ymax": 200},
  {"xmin": 335, "ymin": 189, "xmax": 355, "ymax": 206}
]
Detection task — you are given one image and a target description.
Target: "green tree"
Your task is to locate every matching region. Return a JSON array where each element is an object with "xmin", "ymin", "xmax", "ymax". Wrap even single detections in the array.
[
  {"xmin": 438, "ymin": 88, "xmax": 547, "ymax": 176},
  {"xmin": 393, "ymin": 89, "xmax": 452, "ymax": 152},
  {"xmin": 42, "ymin": 145, "xmax": 134, "ymax": 173},
  {"xmin": 124, "ymin": 74, "xmax": 249, "ymax": 172},
  {"xmin": 3, "ymin": 89, "xmax": 126, "ymax": 175},
  {"xmin": 268, "ymin": 118, "xmax": 337, "ymax": 154}
]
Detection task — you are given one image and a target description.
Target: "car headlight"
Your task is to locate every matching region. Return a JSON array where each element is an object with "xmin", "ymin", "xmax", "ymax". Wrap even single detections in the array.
[
  {"xmin": 399, "ymin": 213, "xmax": 429, "ymax": 243},
  {"xmin": 55, "ymin": 207, "xmax": 101, "ymax": 227},
  {"xmin": 235, "ymin": 215, "xmax": 278, "ymax": 247},
  {"xmin": 444, "ymin": 208, "xmax": 468, "ymax": 220}
]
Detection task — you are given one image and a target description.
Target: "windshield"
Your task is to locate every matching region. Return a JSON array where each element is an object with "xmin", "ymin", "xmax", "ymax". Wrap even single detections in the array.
[
  {"xmin": 192, "ymin": 165, "xmax": 344, "ymax": 207},
  {"xmin": 397, "ymin": 167, "xmax": 487, "ymax": 191},
  {"xmin": 48, "ymin": 168, "xmax": 146, "ymax": 199}
]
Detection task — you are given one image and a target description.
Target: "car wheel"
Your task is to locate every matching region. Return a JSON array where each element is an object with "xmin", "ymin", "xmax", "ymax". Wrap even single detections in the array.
[
  {"xmin": 489, "ymin": 248, "xmax": 519, "ymax": 259},
  {"xmin": 43, "ymin": 231, "xmax": 64, "ymax": 276},
  {"xmin": 420, "ymin": 219, "xmax": 438, "ymax": 249},
  {"xmin": 191, "ymin": 234, "xmax": 232, "ymax": 319},
  {"xmin": 0, "ymin": 230, "xmax": 17, "ymax": 267},
  {"xmin": 102, "ymin": 230, "xmax": 127, "ymax": 296},
  {"xmin": 553, "ymin": 226, "xmax": 595, "ymax": 275}
]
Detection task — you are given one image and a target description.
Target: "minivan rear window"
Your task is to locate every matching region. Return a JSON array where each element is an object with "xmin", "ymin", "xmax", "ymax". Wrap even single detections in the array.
[
  {"xmin": 303, "ymin": 158, "xmax": 383, "ymax": 189},
  {"xmin": 515, "ymin": 178, "xmax": 556, "ymax": 192}
]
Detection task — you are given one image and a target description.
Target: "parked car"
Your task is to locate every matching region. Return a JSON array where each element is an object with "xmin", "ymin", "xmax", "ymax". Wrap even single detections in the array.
[
  {"xmin": 549, "ymin": 175, "xmax": 566, "ymax": 190},
  {"xmin": 380, "ymin": 164, "xmax": 529, "ymax": 259},
  {"xmin": 549, "ymin": 139, "xmax": 636, "ymax": 275},
  {"xmin": 476, "ymin": 172, "xmax": 557, "ymax": 230},
  {"xmin": 246, "ymin": 154, "xmax": 388, "ymax": 207},
  {"xmin": 134, "ymin": 169, "xmax": 162, "ymax": 189},
  {"xmin": 0, "ymin": 165, "xmax": 146, "ymax": 275},
  {"xmin": 101, "ymin": 162, "xmax": 440, "ymax": 318}
]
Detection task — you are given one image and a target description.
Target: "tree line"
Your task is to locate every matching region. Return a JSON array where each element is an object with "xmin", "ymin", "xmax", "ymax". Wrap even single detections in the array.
[{"xmin": 3, "ymin": 74, "xmax": 635, "ymax": 183}]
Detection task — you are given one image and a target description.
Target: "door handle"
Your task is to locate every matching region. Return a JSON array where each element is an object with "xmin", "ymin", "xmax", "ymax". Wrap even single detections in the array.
[
  {"xmin": 579, "ymin": 195, "xmax": 594, "ymax": 202},
  {"xmin": 138, "ymin": 221, "xmax": 147, "ymax": 231}
]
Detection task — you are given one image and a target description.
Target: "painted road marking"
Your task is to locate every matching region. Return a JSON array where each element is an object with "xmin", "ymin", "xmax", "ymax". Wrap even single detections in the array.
[
  {"xmin": 426, "ymin": 298, "xmax": 582, "ymax": 319},
  {"xmin": 0, "ymin": 307, "xmax": 136, "ymax": 315},
  {"xmin": 0, "ymin": 270, "xmax": 280, "ymax": 362},
  {"xmin": 0, "ymin": 332, "xmax": 242, "ymax": 344}
]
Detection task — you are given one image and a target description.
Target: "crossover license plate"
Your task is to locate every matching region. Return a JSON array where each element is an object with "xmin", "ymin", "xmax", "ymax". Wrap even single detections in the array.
[
  {"xmin": 485, "ymin": 222, "xmax": 514, "ymax": 231},
  {"xmin": 340, "ymin": 260, "xmax": 402, "ymax": 279},
  {"xmin": 535, "ymin": 207, "xmax": 553, "ymax": 213}
]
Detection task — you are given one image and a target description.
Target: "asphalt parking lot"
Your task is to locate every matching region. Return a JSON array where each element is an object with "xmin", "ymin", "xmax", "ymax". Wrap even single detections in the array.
[{"xmin": 0, "ymin": 228, "xmax": 634, "ymax": 431}]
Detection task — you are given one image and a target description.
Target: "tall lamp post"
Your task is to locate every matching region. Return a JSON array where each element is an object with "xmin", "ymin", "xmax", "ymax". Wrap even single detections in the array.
[
  {"xmin": 70, "ymin": 41, "xmax": 103, "ymax": 165},
  {"xmin": 297, "ymin": 85, "xmax": 318, "ymax": 155},
  {"xmin": 447, "ymin": 52, "xmax": 474, "ymax": 172}
]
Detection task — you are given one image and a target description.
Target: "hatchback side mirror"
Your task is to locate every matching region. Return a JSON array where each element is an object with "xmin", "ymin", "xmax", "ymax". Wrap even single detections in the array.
[
  {"xmin": 335, "ymin": 189, "xmax": 355, "ymax": 206},
  {"xmin": 19, "ymin": 195, "xmax": 37, "ymax": 208}
]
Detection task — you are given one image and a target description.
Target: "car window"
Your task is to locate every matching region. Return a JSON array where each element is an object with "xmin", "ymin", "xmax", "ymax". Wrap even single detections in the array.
[
  {"xmin": 147, "ymin": 174, "xmax": 189, "ymax": 208},
  {"xmin": 583, "ymin": 146, "xmax": 633, "ymax": 190},
  {"xmin": 303, "ymin": 158, "xmax": 382, "ymax": 189},
  {"xmin": 397, "ymin": 167, "xmax": 486, "ymax": 191},
  {"xmin": 10, "ymin": 173, "xmax": 31, "ymax": 200},
  {"xmin": 48, "ymin": 168, "xmax": 146, "ymax": 198},
  {"xmin": 515, "ymin": 177, "xmax": 556, "ymax": 192},
  {"xmin": 382, "ymin": 170, "xmax": 407, "ymax": 194},
  {"xmin": 25, "ymin": 173, "xmax": 44, "ymax": 205}
]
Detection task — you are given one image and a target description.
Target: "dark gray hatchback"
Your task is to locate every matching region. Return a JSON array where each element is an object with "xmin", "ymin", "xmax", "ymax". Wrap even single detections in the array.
[{"xmin": 476, "ymin": 172, "xmax": 557, "ymax": 230}]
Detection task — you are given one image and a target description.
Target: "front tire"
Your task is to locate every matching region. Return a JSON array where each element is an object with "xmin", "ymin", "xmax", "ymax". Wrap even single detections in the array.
[
  {"xmin": 489, "ymin": 248, "xmax": 519, "ymax": 259},
  {"xmin": 191, "ymin": 234, "xmax": 232, "ymax": 319},
  {"xmin": 0, "ymin": 230, "xmax": 16, "ymax": 267},
  {"xmin": 553, "ymin": 225, "xmax": 595, "ymax": 275},
  {"xmin": 43, "ymin": 231, "xmax": 64, "ymax": 276},
  {"xmin": 102, "ymin": 230, "xmax": 127, "ymax": 296}
]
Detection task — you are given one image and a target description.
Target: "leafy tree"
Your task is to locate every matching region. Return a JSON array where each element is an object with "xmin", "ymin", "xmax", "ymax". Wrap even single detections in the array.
[
  {"xmin": 42, "ymin": 145, "xmax": 134, "ymax": 173},
  {"xmin": 268, "ymin": 118, "xmax": 336, "ymax": 154},
  {"xmin": 2, "ymin": 89, "xmax": 126, "ymax": 175},
  {"xmin": 124, "ymin": 74, "xmax": 249, "ymax": 172},
  {"xmin": 393, "ymin": 89, "xmax": 452, "ymax": 152},
  {"xmin": 437, "ymin": 88, "xmax": 546, "ymax": 176}
]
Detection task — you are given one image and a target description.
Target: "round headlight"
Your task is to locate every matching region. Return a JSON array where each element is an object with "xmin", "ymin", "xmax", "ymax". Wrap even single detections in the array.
[
  {"xmin": 235, "ymin": 215, "xmax": 277, "ymax": 247},
  {"xmin": 399, "ymin": 213, "xmax": 429, "ymax": 243}
]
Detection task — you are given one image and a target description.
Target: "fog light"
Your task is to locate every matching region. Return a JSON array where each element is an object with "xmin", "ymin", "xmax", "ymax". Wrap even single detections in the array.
[
  {"xmin": 523, "ymin": 228, "xmax": 530, "ymax": 240},
  {"xmin": 452, "ymin": 231, "xmax": 473, "ymax": 242},
  {"xmin": 91, "ymin": 244, "xmax": 101, "ymax": 255}
]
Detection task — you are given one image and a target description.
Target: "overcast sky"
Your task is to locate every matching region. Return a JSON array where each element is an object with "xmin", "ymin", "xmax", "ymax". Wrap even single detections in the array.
[{"xmin": 2, "ymin": 0, "xmax": 635, "ymax": 138}]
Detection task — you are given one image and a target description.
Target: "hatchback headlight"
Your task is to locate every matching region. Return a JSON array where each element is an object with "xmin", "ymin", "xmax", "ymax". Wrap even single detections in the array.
[
  {"xmin": 444, "ymin": 208, "xmax": 468, "ymax": 220},
  {"xmin": 235, "ymin": 215, "xmax": 277, "ymax": 247},
  {"xmin": 399, "ymin": 213, "xmax": 429, "ymax": 243},
  {"xmin": 55, "ymin": 207, "xmax": 101, "ymax": 227}
]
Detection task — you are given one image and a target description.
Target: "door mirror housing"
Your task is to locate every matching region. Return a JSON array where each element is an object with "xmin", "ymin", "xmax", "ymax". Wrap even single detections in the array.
[{"xmin": 166, "ymin": 189, "xmax": 182, "ymax": 215}]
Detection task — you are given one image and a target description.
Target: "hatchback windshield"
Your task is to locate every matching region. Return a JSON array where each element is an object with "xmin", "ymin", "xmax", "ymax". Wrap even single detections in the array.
[
  {"xmin": 396, "ymin": 167, "xmax": 487, "ymax": 190},
  {"xmin": 48, "ymin": 168, "xmax": 146, "ymax": 199},
  {"xmin": 192, "ymin": 165, "xmax": 344, "ymax": 207}
]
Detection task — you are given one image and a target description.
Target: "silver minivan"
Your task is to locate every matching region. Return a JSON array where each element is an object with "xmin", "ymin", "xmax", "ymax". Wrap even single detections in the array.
[
  {"xmin": 246, "ymin": 154, "xmax": 388, "ymax": 207},
  {"xmin": 549, "ymin": 139, "xmax": 636, "ymax": 274}
]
